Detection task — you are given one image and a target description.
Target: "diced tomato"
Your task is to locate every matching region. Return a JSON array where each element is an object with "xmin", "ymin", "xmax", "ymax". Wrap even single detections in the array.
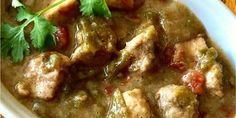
[
  {"xmin": 163, "ymin": 46, "xmax": 174, "ymax": 64},
  {"xmin": 219, "ymin": 105, "xmax": 234, "ymax": 117},
  {"xmin": 183, "ymin": 70, "xmax": 205, "ymax": 94},
  {"xmin": 104, "ymin": 85, "xmax": 114, "ymax": 95},
  {"xmin": 55, "ymin": 26, "xmax": 69, "ymax": 50}
]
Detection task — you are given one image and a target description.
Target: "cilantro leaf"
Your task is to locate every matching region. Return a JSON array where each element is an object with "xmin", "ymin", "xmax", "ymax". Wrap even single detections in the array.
[
  {"xmin": 80, "ymin": 0, "xmax": 112, "ymax": 17},
  {"xmin": 30, "ymin": 16, "xmax": 57, "ymax": 50},
  {"xmin": 12, "ymin": 0, "xmax": 25, "ymax": 8},
  {"xmin": 1, "ymin": 0, "xmax": 64, "ymax": 63},
  {"xmin": 16, "ymin": 7, "xmax": 34, "ymax": 22},
  {"xmin": 16, "ymin": 8, "xmax": 56, "ymax": 50},
  {"xmin": 1, "ymin": 24, "xmax": 30, "ymax": 62}
]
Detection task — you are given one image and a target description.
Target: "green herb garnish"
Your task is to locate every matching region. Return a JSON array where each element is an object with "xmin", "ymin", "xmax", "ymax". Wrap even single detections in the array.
[
  {"xmin": 1, "ymin": 0, "xmax": 65, "ymax": 63},
  {"xmin": 80, "ymin": 0, "xmax": 112, "ymax": 17}
]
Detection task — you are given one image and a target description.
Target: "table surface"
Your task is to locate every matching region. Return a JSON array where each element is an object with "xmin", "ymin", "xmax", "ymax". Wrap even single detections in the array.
[{"xmin": 223, "ymin": 0, "xmax": 236, "ymax": 14}]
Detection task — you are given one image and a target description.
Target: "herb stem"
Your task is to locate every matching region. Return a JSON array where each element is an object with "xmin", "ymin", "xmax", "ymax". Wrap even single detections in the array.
[{"xmin": 36, "ymin": 0, "xmax": 65, "ymax": 15}]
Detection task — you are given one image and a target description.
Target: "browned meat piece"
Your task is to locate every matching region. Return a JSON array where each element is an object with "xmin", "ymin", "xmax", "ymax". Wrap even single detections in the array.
[
  {"xmin": 205, "ymin": 62, "xmax": 223, "ymax": 97},
  {"xmin": 156, "ymin": 85, "xmax": 198, "ymax": 118},
  {"xmin": 174, "ymin": 37, "xmax": 224, "ymax": 97},
  {"xmin": 122, "ymin": 89, "xmax": 151, "ymax": 118},
  {"xmin": 16, "ymin": 52, "xmax": 70, "ymax": 100},
  {"xmin": 106, "ymin": 89, "xmax": 151, "ymax": 118},
  {"xmin": 179, "ymin": 45, "xmax": 223, "ymax": 97},
  {"xmin": 71, "ymin": 16, "xmax": 117, "ymax": 66},
  {"xmin": 43, "ymin": 0, "xmax": 79, "ymax": 24},
  {"xmin": 126, "ymin": 25, "xmax": 157, "ymax": 73},
  {"xmin": 105, "ymin": 23, "xmax": 157, "ymax": 78},
  {"xmin": 106, "ymin": 0, "xmax": 144, "ymax": 10},
  {"xmin": 170, "ymin": 36, "xmax": 208, "ymax": 70},
  {"xmin": 197, "ymin": 48, "xmax": 223, "ymax": 97}
]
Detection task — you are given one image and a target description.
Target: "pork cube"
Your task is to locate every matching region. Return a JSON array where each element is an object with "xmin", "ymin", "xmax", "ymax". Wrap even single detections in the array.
[
  {"xmin": 171, "ymin": 36, "xmax": 208, "ymax": 70},
  {"xmin": 106, "ymin": 0, "xmax": 144, "ymax": 10},
  {"xmin": 126, "ymin": 25, "xmax": 157, "ymax": 73},
  {"xmin": 182, "ymin": 47, "xmax": 223, "ymax": 97},
  {"xmin": 43, "ymin": 0, "xmax": 79, "ymax": 24},
  {"xmin": 205, "ymin": 62, "xmax": 223, "ymax": 97},
  {"xmin": 106, "ymin": 89, "xmax": 129, "ymax": 118},
  {"xmin": 16, "ymin": 52, "xmax": 70, "ymax": 100},
  {"xmin": 105, "ymin": 24, "xmax": 157, "ymax": 78},
  {"xmin": 71, "ymin": 16, "xmax": 117, "ymax": 66},
  {"xmin": 156, "ymin": 85, "xmax": 198, "ymax": 118},
  {"xmin": 123, "ymin": 89, "xmax": 151, "ymax": 118}
]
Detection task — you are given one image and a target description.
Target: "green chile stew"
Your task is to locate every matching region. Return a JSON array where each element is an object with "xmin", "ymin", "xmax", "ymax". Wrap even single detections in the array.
[{"xmin": 1, "ymin": 0, "xmax": 235, "ymax": 118}]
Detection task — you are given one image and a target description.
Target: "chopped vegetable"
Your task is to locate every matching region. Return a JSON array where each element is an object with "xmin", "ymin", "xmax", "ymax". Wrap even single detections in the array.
[
  {"xmin": 80, "ymin": 0, "xmax": 112, "ymax": 17},
  {"xmin": 104, "ymin": 50, "xmax": 132, "ymax": 79},
  {"xmin": 1, "ymin": 0, "xmax": 65, "ymax": 62},
  {"xmin": 197, "ymin": 47, "xmax": 218, "ymax": 71},
  {"xmin": 106, "ymin": 89, "xmax": 128, "ymax": 118},
  {"xmin": 64, "ymin": 91, "xmax": 88, "ymax": 108}
]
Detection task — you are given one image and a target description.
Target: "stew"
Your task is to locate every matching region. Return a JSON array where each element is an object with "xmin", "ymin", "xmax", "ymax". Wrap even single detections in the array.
[{"xmin": 1, "ymin": 0, "xmax": 235, "ymax": 118}]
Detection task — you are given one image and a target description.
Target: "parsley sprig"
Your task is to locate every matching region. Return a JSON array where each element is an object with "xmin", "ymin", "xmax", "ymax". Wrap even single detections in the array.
[{"xmin": 1, "ymin": 0, "xmax": 65, "ymax": 63}]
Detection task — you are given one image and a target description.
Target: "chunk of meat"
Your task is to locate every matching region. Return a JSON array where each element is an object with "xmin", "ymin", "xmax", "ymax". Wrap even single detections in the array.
[
  {"xmin": 171, "ymin": 36, "xmax": 208, "ymax": 70},
  {"xmin": 169, "ymin": 45, "xmax": 186, "ymax": 70},
  {"xmin": 126, "ymin": 25, "xmax": 157, "ymax": 73},
  {"xmin": 156, "ymin": 85, "xmax": 198, "ymax": 118},
  {"xmin": 71, "ymin": 16, "xmax": 117, "ymax": 66},
  {"xmin": 16, "ymin": 52, "xmax": 70, "ymax": 100},
  {"xmin": 105, "ymin": 24, "xmax": 157, "ymax": 78},
  {"xmin": 122, "ymin": 89, "xmax": 151, "ymax": 118},
  {"xmin": 196, "ymin": 47, "xmax": 223, "ymax": 97},
  {"xmin": 205, "ymin": 62, "xmax": 223, "ymax": 97},
  {"xmin": 106, "ymin": 0, "xmax": 144, "ymax": 10},
  {"xmin": 106, "ymin": 89, "xmax": 129, "ymax": 118},
  {"xmin": 181, "ymin": 47, "xmax": 223, "ymax": 97},
  {"xmin": 43, "ymin": 0, "xmax": 79, "ymax": 24}
]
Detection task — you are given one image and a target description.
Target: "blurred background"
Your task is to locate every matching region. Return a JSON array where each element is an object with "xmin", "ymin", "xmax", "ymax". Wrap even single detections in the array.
[{"xmin": 222, "ymin": 0, "xmax": 236, "ymax": 14}]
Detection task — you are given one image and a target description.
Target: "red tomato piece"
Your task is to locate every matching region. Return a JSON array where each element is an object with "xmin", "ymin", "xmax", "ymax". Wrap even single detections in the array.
[
  {"xmin": 55, "ymin": 26, "xmax": 70, "ymax": 50},
  {"xmin": 183, "ymin": 70, "xmax": 205, "ymax": 94},
  {"xmin": 104, "ymin": 85, "xmax": 114, "ymax": 95}
]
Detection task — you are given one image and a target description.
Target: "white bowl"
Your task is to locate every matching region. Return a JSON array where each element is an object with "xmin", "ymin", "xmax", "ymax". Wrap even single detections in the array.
[{"xmin": 1, "ymin": 0, "xmax": 236, "ymax": 117}]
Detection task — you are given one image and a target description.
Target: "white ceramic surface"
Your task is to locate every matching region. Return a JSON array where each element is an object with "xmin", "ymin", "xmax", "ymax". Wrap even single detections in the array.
[{"xmin": 1, "ymin": 0, "xmax": 236, "ymax": 118}]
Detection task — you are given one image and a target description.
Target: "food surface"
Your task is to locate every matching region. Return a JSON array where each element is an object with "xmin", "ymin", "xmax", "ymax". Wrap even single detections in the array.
[{"xmin": 1, "ymin": 0, "xmax": 235, "ymax": 118}]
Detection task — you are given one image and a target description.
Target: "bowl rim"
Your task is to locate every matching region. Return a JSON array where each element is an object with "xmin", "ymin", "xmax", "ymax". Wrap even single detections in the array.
[{"xmin": 1, "ymin": 0, "xmax": 236, "ymax": 118}]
